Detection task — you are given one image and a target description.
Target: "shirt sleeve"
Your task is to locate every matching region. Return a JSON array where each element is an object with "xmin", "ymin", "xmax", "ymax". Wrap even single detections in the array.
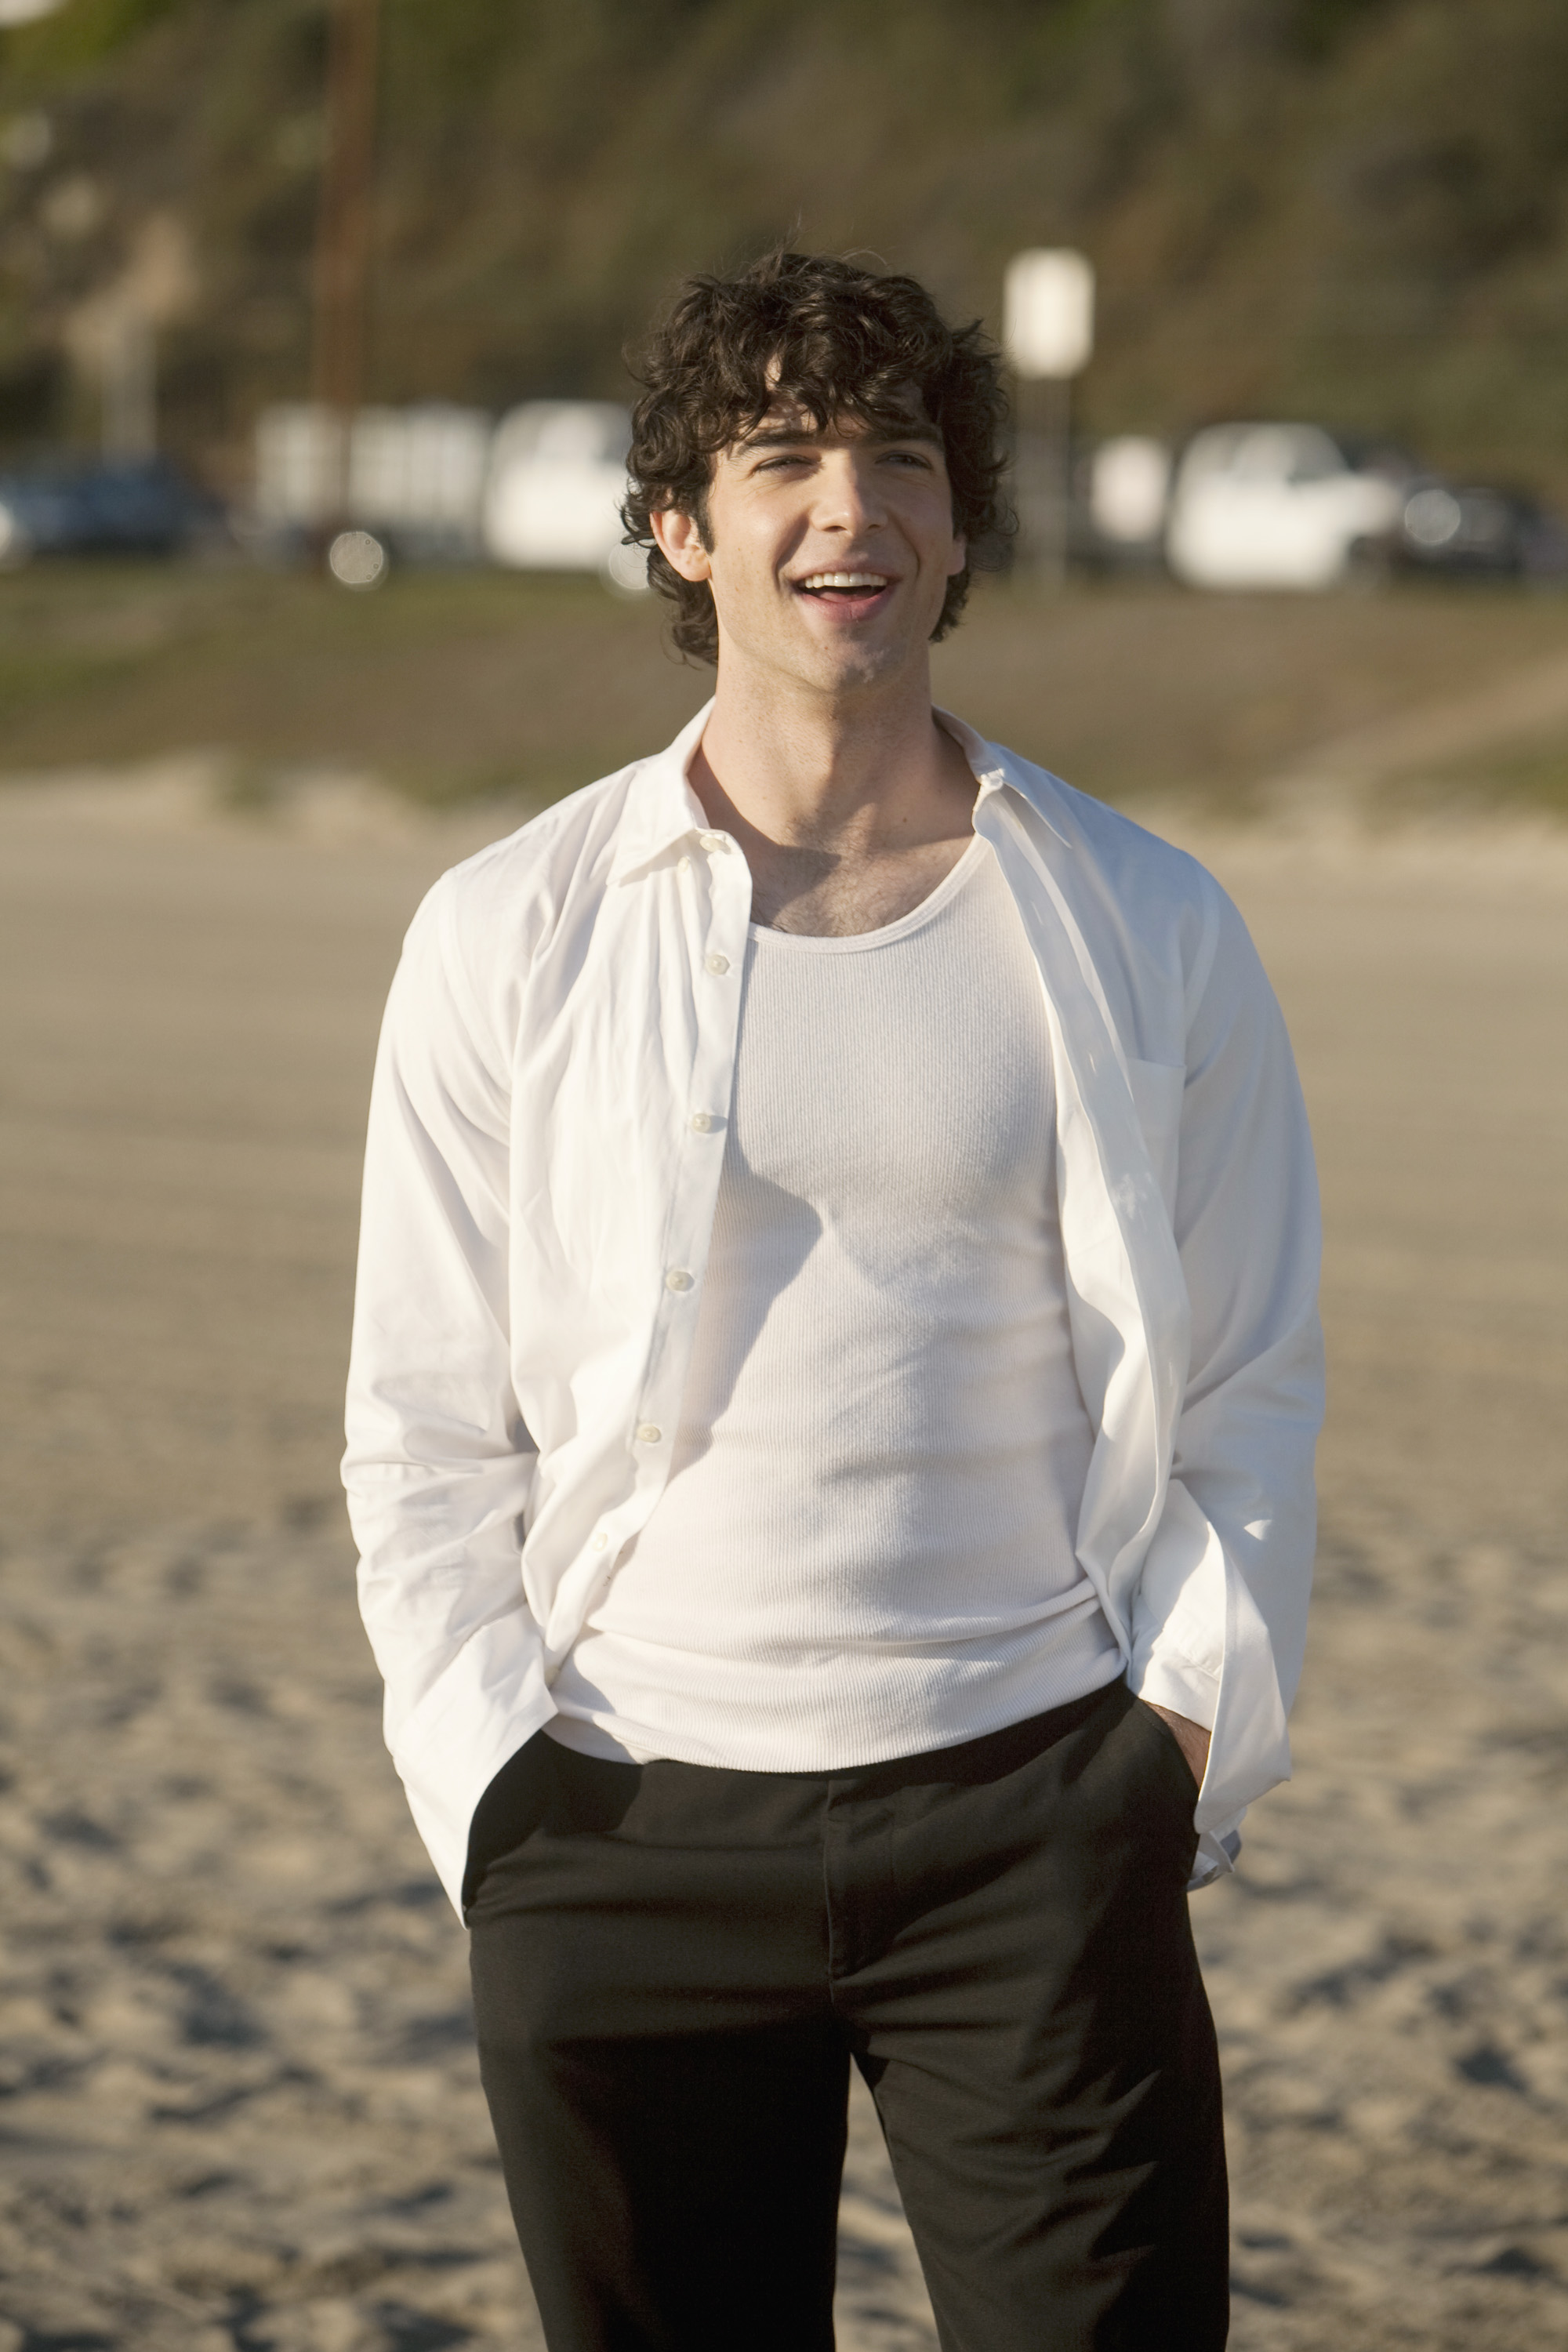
[
  {"xmin": 342, "ymin": 877, "xmax": 552, "ymax": 1909},
  {"xmin": 1130, "ymin": 879, "xmax": 1325, "ymax": 1735}
]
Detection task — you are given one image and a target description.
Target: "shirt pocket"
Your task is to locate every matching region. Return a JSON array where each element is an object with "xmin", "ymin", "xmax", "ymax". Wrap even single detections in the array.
[{"xmin": 1126, "ymin": 1058, "xmax": 1185, "ymax": 1218}]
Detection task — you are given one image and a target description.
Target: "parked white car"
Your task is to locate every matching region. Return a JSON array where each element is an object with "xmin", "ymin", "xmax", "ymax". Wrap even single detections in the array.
[
  {"xmin": 1165, "ymin": 423, "xmax": 1403, "ymax": 590},
  {"xmin": 252, "ymin": 397, "xmax": 649, "ymax": 590},
  {"xmin": 482, "ymin": 401, "xmax": 645, "ymax": 588}
]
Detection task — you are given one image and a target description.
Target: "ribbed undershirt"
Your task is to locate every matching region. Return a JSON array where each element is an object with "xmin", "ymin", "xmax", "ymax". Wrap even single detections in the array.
[{"xmin": 547, "ymin": 835, "xmax": 1121, "ymax": 1770}]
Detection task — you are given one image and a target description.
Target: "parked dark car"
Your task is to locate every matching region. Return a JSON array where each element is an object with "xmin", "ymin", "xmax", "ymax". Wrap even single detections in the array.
[
  {"xmin": 1391, "ymin": 477, "xmax": 1568, "ymax": 583},
  {"xmin": 0, "ymin": 456, "xmax": 224, "ymax": 564}
]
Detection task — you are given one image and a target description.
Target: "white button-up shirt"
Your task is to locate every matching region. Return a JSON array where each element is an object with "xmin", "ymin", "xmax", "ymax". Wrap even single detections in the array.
[{"xmin": 343, "ymin": 705, "xmax": 1323, "ymax": 1912}]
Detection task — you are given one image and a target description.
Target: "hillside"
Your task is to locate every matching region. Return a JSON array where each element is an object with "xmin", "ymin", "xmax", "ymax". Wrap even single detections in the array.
[{"xmin": 0, "ymin": 0, "xmax": 1566, "ymax": 498}]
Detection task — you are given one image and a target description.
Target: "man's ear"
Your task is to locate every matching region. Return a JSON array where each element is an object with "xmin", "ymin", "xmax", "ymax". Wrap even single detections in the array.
[
  {"xmin": 947, "ymin": 534, "xmax": 967, "ymax": 579},
  {"xmin": 650, "ymin": 505, "xmax": 712, "ymax": 583}
]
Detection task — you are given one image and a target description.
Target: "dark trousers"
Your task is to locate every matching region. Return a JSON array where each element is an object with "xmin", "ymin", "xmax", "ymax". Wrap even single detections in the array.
[{"xmin": 467, "ymin": 1678, "xmax": 1228, "ymax": 2352}]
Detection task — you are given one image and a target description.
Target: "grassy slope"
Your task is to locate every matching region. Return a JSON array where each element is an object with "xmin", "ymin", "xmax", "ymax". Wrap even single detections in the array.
[
  {"xmin": 2, "ymin": 561, "xmax": 1566, "ymax": 818},
  {"xmin": 0, "ymin": 2, "xmax": 1566, "ymax": 496},
  {"xmin": 0, "ymin": 564, "xmax": 707, "ymax": 798}
]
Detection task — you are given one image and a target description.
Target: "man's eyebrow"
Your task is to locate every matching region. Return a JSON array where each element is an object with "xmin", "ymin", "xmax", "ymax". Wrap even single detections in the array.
[{"xmin": 731, "ymin": 416, "xmax": 944, "ymax": 454}]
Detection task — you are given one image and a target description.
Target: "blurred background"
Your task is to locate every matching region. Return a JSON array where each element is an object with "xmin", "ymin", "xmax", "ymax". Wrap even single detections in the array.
[
  {"xmin": 0, "ymin": 0, "xmax": 1559, "ymax": 797},
  {"xmin": 1, "ymin": 5, "xmax": 1566, "ymax": 2350}
]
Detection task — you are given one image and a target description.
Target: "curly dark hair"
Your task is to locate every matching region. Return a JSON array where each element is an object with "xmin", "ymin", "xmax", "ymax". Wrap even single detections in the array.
[{"xmin": 622, "ymin": 250, "xmax": 1009, "ymax": 664}]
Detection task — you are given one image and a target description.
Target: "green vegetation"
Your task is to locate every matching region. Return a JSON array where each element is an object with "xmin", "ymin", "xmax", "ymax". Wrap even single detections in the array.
[
  {"xmin": 0, "ymin": 560, "xmax": 708, "ymax": 799},
  {"xmin": 1, "ymin": 559, "xmax": 1565, "ymax": 822},
  {"xmin": 1410, "ymin": 735, "xmax": 1568, "ymax": 822},
  {"xmin": 0, "ymin": 1, "xmax": 1566, "ymax": 499}
]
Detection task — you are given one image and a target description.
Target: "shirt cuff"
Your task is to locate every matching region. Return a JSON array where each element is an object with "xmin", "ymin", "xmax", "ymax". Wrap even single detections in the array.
[{"xmin": 1131, "ymin": 1650, "xmax": 1219, "ymax": 1732}]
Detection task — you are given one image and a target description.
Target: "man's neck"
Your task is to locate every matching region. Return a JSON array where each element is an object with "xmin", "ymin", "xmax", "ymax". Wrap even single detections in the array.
[{"xmin": 689, "ymin": 660, "xmax": 978, "ymax": 937}]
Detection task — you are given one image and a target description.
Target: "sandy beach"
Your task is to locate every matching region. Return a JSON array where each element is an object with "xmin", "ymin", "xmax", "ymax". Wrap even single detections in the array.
[{"xmin": 2, "ymin": 763, "xmax": 1566, "ymax": 2350}]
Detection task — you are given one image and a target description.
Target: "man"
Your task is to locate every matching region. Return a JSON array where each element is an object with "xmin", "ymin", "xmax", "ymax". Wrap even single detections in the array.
[{"xmin": 344, "ymin": 251, "xmax": 1322, "ymax": 2352}]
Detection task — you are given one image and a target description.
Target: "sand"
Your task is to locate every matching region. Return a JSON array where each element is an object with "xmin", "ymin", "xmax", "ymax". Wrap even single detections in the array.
[{"xmin": 2, "ymin": 766, "xmax": 1566, "ymax": 2350}]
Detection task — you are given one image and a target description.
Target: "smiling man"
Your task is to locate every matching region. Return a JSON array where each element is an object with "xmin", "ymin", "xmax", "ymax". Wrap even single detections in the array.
[{"xmin": 344, "ymin": 252, "xmax": 1323, "ymax": 2352}]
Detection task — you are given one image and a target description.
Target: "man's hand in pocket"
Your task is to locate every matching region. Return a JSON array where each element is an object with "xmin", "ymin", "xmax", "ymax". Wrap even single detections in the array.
[{"xmin": 1145, "ymin": 1704, "xmax": 1210, "ymax": 1791}]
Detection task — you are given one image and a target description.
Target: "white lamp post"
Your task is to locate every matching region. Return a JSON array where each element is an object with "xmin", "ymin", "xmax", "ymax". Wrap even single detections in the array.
[{"xmin": 1003, "ymin": 248, "xmax": 1095, "ymax": 584}]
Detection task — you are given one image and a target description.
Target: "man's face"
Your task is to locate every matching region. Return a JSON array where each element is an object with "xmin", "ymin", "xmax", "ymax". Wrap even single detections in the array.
[{"xmin": 653, "ymin": 396, "xmax": 967, "ymax": 698}]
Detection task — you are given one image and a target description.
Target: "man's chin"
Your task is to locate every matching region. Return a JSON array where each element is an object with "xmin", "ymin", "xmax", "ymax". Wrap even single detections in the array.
[
  {"xmin": 779, "ymin": 620, "xmax": 923, "ymax": 697},
  {"xmin": 713, "ymin": 606, "xmax": 935, "ymax": 699}
]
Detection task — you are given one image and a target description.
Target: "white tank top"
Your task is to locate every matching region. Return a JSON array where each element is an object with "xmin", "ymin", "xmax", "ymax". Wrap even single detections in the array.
[{"xmin": 548, "ymin": 835, "xmax": 1121, "ymax": 1769}]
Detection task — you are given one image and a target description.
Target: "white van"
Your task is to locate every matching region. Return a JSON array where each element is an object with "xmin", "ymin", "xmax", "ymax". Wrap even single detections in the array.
[
  {"xmin": 1165, "ymin": 423, "xmax": 1403, "ymax": 591},
  {"xmin": 254, "ymin": 401, "xmax": 490, "ymax": 557}
]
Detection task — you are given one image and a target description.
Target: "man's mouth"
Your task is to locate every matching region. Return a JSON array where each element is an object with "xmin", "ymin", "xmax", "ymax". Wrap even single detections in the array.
[{"xmin": 794, "ymin": 571, "xmax": 892, "ymax": 601}]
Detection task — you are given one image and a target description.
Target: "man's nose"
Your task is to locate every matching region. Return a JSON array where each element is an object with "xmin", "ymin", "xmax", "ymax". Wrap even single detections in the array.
[{"xmin": 811, "ymin": 453, "xmax": 886, "ymax": 532}]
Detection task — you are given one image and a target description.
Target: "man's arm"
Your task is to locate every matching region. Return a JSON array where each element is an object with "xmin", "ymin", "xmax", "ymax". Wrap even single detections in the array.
[
  {"xmin": 343, "ymin": 880, "xmax": 550, "ymax": 1906},
  {"xmin": 1128, "ymin": 878, "xmax": 1323, "ymax": 1818}
]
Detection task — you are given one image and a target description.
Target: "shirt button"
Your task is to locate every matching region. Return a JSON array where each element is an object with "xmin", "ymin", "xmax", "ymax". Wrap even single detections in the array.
[
  {"xmin": 591, "ymin": 1531, "xmax": 609, "ymax": 1550},
  {"xmin": 698, "ymin": 831, "xmax": 727, "ymax": 852},
  {"xmin": 635, "ymin": 1422, "xmax": 662, "ymax": 1446},
  {"xmin": 664, "ymin": 1268, "xmax": 693, "ymax": 1292},
  {"xmin": 704, "ymin": 951, "xmax": 730, "ymax": 975},
  {"xmin": 689, "ymin": 1111, "xmax": 717, "ymax": 1133}
]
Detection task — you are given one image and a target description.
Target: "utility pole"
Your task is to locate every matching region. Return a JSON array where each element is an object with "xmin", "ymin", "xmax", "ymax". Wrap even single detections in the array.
[
  {"xmin": 311, "ymin": 0, "xmax": 382, "ymax": 528},
  {"xmin": 101, "ymin": 308, "xmax": 156, "ymax": 460}
]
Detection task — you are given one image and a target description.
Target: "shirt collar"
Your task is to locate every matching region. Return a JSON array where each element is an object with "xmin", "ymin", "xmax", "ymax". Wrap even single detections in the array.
[
  {"xmin": 608, "ymin": 701, "xmax": 717, "ymax": 884},
  {"xmin": 608, "ymin": 695, "xmax": 1069, "ymax": 884},
  {"xmin": 935, "ymin": 706, "xmax": 1071, "ymax": 845}
]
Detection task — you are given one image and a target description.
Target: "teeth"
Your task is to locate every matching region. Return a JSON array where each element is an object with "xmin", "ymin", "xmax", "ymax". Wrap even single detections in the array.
[{"xmin": 800, "ymin": 572, "xmax": 888, "ymax": 590}]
